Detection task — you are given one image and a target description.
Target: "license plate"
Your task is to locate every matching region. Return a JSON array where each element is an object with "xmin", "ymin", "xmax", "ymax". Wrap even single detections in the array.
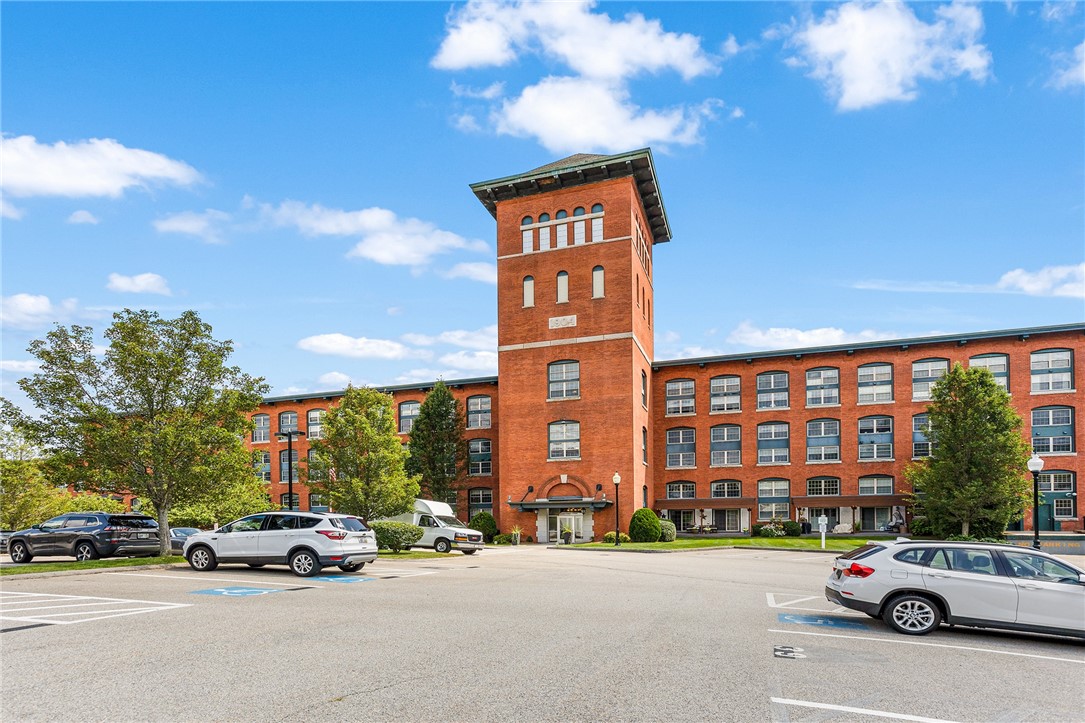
[{"xmin": 138, "ymin": 533, "xmax": 149, "ymax": 539}]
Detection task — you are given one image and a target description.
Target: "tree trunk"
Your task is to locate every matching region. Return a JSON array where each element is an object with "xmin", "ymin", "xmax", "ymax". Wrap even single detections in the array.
[
  {"xmin": 961, "ymin": 520, "xmax": 970, "ymax": 537},
  {"xmin": 158, "ymin": 505, "xmax": 171, "ymax": 556}
]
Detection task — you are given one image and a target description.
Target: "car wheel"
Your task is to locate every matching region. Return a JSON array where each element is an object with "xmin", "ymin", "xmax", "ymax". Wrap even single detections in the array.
[
  {"xmin": 338, "ymin": 562, "xmax": 364, "ymax": 572},
  {"xmin": 434, "ymin": 538, "xmax": 451, "ymax": 554},
  {"xmin": 187, "ymin": 546, "xmax": 218, "ymax": 572},
  {"xmin": 883, "ymin": 594, "xmax": 941, "ymax": 635},
  {"xmin": 74, "ymin": 541, "xmax": 100, "ymax": 561},
  {"xmin": 247, "ymin": 564, "xmax": 266, "ymax": 568},
  {"xmin": 289, "ymin": 550, "xmax": 322, "ymax": 577},
  {"xmin": 462, "ymin": 549, "xmax": 477, "ymax": 555},
  {"xmin": 9, "ymin": 540, "xmax": 33, "ymax": 564}
]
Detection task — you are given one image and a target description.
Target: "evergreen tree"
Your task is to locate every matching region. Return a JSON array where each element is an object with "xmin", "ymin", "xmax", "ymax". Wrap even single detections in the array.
[
  {"xmin": 8, "ymin": 310, "xmax": 267, "ymax": 554},
  {"xmin": 404, "ymin": 381, "xmax": 467, "ymax": 504},
  {"xmin": 905, "ymin": 363, "xmax": 1032, "ymax": 537},
  {"xmin": 304, "ymin": 385, "xmax": 419, "ymax": 522}
]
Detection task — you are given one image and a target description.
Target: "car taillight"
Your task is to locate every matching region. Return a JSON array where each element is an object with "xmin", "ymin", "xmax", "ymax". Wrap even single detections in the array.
[
  {"xmin": 316, "ymin": 529, "xmax": 347, "ymax": 540},
  {"xmin": 842, "ymin": 562, "xmax": 875, "ymax": 578}
]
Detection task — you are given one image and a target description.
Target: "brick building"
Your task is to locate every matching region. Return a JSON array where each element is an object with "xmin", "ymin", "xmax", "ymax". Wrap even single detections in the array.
[{"xmin": 246, "ymin": 149, "xmax": 1083, "ymax": 540}]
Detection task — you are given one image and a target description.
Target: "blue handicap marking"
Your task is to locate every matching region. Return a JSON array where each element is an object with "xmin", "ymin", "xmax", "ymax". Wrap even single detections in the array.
[
  {"xmin": 778, "ymin": 613, "xmax": 868, "ymax": 629},
  {"xmin": 310, "ymin": 576, "xmax": 374, "ymax": 583},
  {"xmin": 190, "ymin": 586, "xmax": 286, "ymax": 597}
]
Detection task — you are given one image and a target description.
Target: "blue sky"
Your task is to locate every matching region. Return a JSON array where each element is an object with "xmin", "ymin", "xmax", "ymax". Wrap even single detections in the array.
[{"xmin": 2, "ymin": 1, "xmax": 1083, "ymax": 411}]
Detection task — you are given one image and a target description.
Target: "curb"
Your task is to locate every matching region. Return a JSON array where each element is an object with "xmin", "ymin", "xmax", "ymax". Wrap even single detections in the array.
[
  {"xmin": 0, "ymin": 561, "xmax": 190, "ymax": 581},
  {"xmin": 552, "ymin": 544, "xmax": 842, "ymax": 554}
]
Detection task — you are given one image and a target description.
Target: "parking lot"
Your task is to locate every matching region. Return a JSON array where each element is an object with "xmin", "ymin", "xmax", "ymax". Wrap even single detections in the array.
[{"xmin": 2, "ymin": 546, "xmax": 1082, "ymax": 722}]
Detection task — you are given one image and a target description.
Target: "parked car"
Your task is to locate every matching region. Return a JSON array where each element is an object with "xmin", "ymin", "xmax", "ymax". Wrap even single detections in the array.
[
  {"xmin": 183, "ymin": 511, "xmax": 377, "ymax": 577},
  {"xmin": 0, "ymin": 530, "xmax": 13, "ymax": 554},
  {"xmin": 378, "ymin": 498, "xmax": 484, "ymax": 554},
  {"xmin": 169, "ymin": 527, "xmax": 202, "ymax": 555},
  {"xmin": 7, "ymin": 512, "xmax": 161, "ymax": 563},
  {"xmin": 825, "ymin": 539, "xmax": 1085, "ymax": 639}
]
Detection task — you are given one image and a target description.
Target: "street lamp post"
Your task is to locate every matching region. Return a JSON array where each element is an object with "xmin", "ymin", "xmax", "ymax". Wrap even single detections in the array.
[
  {"xmin": 276, "ymin": 430, "xmax": 306, "ymax": 510},
  {"xmin": 612, "ymin": 472, "xmax": 621, "ymax": 547},
  {"xmin": 1026, "ymin": 454, "xmax": 1045, "ymax": 551}
]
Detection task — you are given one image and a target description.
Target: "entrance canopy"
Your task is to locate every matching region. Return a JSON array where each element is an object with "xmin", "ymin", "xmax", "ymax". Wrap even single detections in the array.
[{"xmin": 508, "ymin": 497, "xmax": 611, "ymax": 512}]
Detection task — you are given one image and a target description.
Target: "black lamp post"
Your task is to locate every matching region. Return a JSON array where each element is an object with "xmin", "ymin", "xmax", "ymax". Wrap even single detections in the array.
[
  {"xmin": 1026, "ymin": 454, "xmax": 1045, "ymax": 550},
  {"xmin": 277, "ymin": 430, "xmax": 306, "ymax": 510},
  {"xmin": 612, "ymin": 471, "xmax": 621, "ymax": 547}
]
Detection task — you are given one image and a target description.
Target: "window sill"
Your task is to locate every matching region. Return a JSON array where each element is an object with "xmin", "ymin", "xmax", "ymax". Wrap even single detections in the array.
[
  {"xmin": 252, "ymin": 441, "xmax": 270, "ymax": 445},
  {"xmin": 756, "ymin": 406, "xmax": 790, "ymax": 412},
  {"xmin": 806, "ymin": 459, "xmax": 842, "ymax": 465},
  {"xmin": 665, "ymin": 412, "xmax": 697, "ymax": 417},
  {"xmin": 911, "ymin": 398, "xmax": 932, "ymax": 403},
  {"xmin": 1037, "ymin": 451, "xmax": 1078, "ymax": 457},
  {"xmin": 709, "ymin": 409, "xmax": 742, "ymax": 415},
  {"xmin": 756, "ymin": 462, "xmax": 791, "ymax": 467},
  {"xmin": 857, "ymin": 401, "xmax": 895, "ymax": 406},
  {"xmin": 858, "ymin": 458, "xmax": 895, "ymax": 463},
  {"xmin": 548, "ymin": 457, "xmax": 581, "ymax": 462},
  {"xmin": 806, "ymin": 403, "xmax": 841, "ymax": 409},
  {"xmin": 709, "ymin": 463, "xmax": 743, "ymax": 468},
  {"xmin": 548, "ymin": 397, "xmax": 580, "ymax": 402},
  {"xmin": 666, "ymin": 466, "xmax": 697, "ymax": 471},
  {"xmin": 1031, "ymin": 388, "xmax": 1077, "ymax": 395}
]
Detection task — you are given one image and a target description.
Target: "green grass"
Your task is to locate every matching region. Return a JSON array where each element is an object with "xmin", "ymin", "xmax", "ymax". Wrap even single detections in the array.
[
  {"xmin": 574, "ymin": 536, "xmax": 896, "ymax": 552},
  {"xmin": 377, "ymin": 549, "xmax": 466, "ymax": 560},
  {"xmin": 0, "ymin": 555, "xmax": 185, "ymax": 576}
]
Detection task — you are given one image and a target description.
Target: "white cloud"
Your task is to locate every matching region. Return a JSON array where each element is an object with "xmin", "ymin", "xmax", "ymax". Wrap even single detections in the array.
[
  {"xmin": 316, "ymin": 371, "xmax": 359, "ymax": 388},
  {"xmin": 262, "ymin": 200, "xmax": 488, "ymax": 267},
  {"xmin": 721, "ymin": 33, "xmax": 756, "ymax": 59},
  {"xmin": 153, "ymin": 209, "xmax": 231, "ymax": 244},
  {"xmin": 67, "ymin": 210, "xmax": 99, "ymax": 224},
  {"xmin": 729, "ymin": 107, "xmax": 745, "ymax": 119},
  {"xmin": 435, "ymin": 1, "xmax": 722, "ymax": 153},
  {"xmin": 2, "ymin": 198, "xmax": 25, "ymax": 220},
  {"xmin": 1041, "ymin": 1, "xmax": 1078, "ymax": 22},
  {"xmin": 386, "ymin": 307, "xmax": 404, "ymax": 316},
  {"xmin": 0, "ymin": 360, "xmax": 39, "ymax": 373},
  {"xmin": 495, "ymin": 77, "xmax": 722, "ymax": 154},
  {"xmin": 451, "ymin": 80, "xmax": 506, "ymax": 99},
  {"xmin": 1, "ymin": 294, "xmax": 79, "ymax": 329},
  {"xmin": 106, "ymin": 272, "xmax": 172, "ymax": 296},
  {"xmin": 438, "ymin": 350, "xmax": 499, "ymax": 372},
  {"xmin": 789, "ymin": 1, "xmax": 992, "ymax": 111},
  {"xmin": 444, "ymin": 262, "xmax": 498, "ymax": 284},
  {"xmin": 0, "ymin": 134, "xmax": 201, "ymax": 198},
  {"xmin": 997, "ymin": 264, "xmax": 1084, "ymax": 298},
  {"xmin": 394, "ymin": 368, "xmax": 464, "ymax": 384},
  {"xmin": 1049, "ymin": 42, "xmax": 1085, "ymax": 89},
  {"xmin": 727, "ymin": 320, "xmax": 898, "ymax": 349},
  {"xmin": 402, "ymin": 325, "xmax": 498, "ymax": 350},
  {"xmin": 296, "ymin": 333, "xmax": 433, "ymax": 360}
]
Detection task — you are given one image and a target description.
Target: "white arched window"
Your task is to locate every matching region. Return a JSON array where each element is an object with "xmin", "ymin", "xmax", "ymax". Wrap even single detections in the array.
[
  {"xmin": 521, "ymin": 216, "xmax": 533, "ymax": 254},
  {"xmin": 592, "ymin": 265, "xmax": 604, "ymax": 298},
  {"xmin": 556, "ymin": 271, "xmax": 569, "ymax": 303},
  {"xmin": 590, "ymin": 203, "xmax": 603, "ymax": 241},
  {"xmin": 523, "ymin": 276, "xmax": 534, "ymax": 308}
]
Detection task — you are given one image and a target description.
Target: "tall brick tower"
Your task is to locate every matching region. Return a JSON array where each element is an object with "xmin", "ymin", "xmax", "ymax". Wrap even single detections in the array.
[{"xmin": 471, "ymin": 149, "xmax": 671, "ymax": 543}]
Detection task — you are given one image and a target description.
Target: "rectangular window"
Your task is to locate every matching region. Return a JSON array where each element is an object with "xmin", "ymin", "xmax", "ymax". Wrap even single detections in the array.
[
  {"xmin": 591, "ymin": 216, "xmax": 603, "ymax": 242},
  {"xmin": 858, "ymin": 364, "xmax": 893, "ymax": 403},
  {"xmin": 912, "ymin": 360, "xmax": 948, "ymax": 401},
  {"xmin": 859, "ymin": 443, "xmax": 894, "ymax": 460},
  {"xmin": 666, "ymin": 380, "xmax": 695, "ymax": 415},
  {"xmin": 398, "ymin": 402, "xmax": 420, "ymax": 434},
  {"xmin": 1031, "ymin": 350, "xmax": 1073, "ymax": 392},
  {"xmin": 710, "ymin": 376, "xmax": 741, "ymax": 412},
  {"xmin": 252, "ymin": 415, "xmax": 270, "ymax": 443},
  {"xmin": 556, "ymin": 224, "xmax": 568, "ymax": 248},
  {"xmin": 309, "ymin": 494, "xmax": 328, "ymax": 512},
  {"xmin": 758, "ymin": 479, "xmax": 789, "ymax": 497},
  {"xmin": 859, "ymin": 477, "xmax": 893, "ymax": 495},
  {"xmin": 548, "ymin": 422, "xmax": 580, "ymax": 459},
  {"xmin": 807, "ymin": 445, "xmax": 840, "ymax": 462},
  {"xmin": 710, "ymin": 423, "xmax": 741, "ymax": 465},
  {"xmin": 758, "ymin": 424, "xmax": 788, "ymax": 440},
  {"xmin": 711, "ymin": 481, "xmax": 741, "ymax": 498},
  {"xmin": 970, "ymin": 354, "xmax": 1009, "ymax": 389},
  {"xmin": 667, "ymin": 482, "xmax": 695, "ymax": 499},
  {"xmin": 666, "ymin": 428, "xmax": 696, "ymax": 468},
  {"xmin": 757, "ymin": 372, "xmax": 789, "ymax": 409},
  {"xmin": 758, "ymin": 448, "xmax": 789, "ymax": 464},
  {"xmin": 806, "ymin": 368, "xmax": 840, "ymax": 406},
  {"xmin": 548, "ymin": 362, "xmax": 580, "ymax": 399},
  {"xmin": 807, "ymin": 420, "xmax": 839, "ymax": 437},
  {"xmin": 469, "ymin": 439, "xmax": 492, "ymax": 476},
  {"xmin": 467, "ymin": 396, "xmax": 492, "ymax": 429},
  {"xmin": 806, "ymin": 478, "xmax": 840, "ymax": 496},
  {"xmin": 1054, "ymin": 498, "xmax": 1074, "ymax": 518},
  {"xmin": 573, "ymin": 220, "xmax": 585, "ymax": 245},
  {"xmin": 539, "ymin": 226, "xmax": 550, "ymax": 251},
  {"xmin": 859, "ymin": 418, "xmax": 892, "ymax": 434},
  {"xmin": 307, "ymin": 410, "xmax": 324, "ymax": 440},
  {"xmin": 758, "ymin": 502, "xmax": 789, "ymax": 520},
  {"xmin": 522, "ymin": 229, "xmax": 533, "ymax": 254},
  {"xmin": 1032, "ymin": 407, "xmax": 1074, "ymax": 454},
  {"xmin": 710, "ymin": 450, "xmax": 741, "ymax": 466},
  {"xmin": 255, "ymin": 451, "xmax": 271, "ymax": 481},
  {"xmin": 279, "ymin": 450, "xmax": 298, "ymax": 482},
  {"xmin": 1039, "ymin": 472, "xmax": 1073, "ymax": 492},
  {"xmin": 711, "ymin": 426, "xmax": 740, "ymax": 442},
  {"xmin": 279, "ymin": 412, "xmax": 298, "ymax": 433}
]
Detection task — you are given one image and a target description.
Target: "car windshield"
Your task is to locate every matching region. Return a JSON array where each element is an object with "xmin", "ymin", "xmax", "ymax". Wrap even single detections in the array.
[
  {"xmin": 436, "ymin": 515, "xmax": 467, "ymax": 527},
  {"xmin": 173, "ymin": 528, "xmax": 198, "ymax": 537},
  {"xmin": 108, "ymin": 516, "xmax": 158, "ymax": 529},
  {"xmin": 330, "ymin": 517, "xmax": 369, "ymax": 532},
  {"xmin": 838, "ymin": 543, "xmax": 884, "ymax": 561}
]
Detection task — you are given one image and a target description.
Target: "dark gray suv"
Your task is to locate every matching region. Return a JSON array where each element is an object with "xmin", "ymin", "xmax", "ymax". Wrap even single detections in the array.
[{"xmin": 7, "ymin": 512, "xmax": 161, "ymax": 563}]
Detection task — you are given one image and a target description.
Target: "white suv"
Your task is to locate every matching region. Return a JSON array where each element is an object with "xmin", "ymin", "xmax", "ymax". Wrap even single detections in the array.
[
  {"xmin": 825, "ymin": 539, "xmax": 1085, "ymax": 638},
  {"xmin": 184, "ymin": 512, "xmax": 377, "ymax": 577}
]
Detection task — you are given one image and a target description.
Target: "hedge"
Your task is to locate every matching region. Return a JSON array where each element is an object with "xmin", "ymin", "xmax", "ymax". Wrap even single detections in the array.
[
  {"xmin": 371, "ymin": 521, "xmax": 423, "ymax": 552},
  {"xmin": 628, "ymin": 508, "xmax": 662, "ymax": 543}
]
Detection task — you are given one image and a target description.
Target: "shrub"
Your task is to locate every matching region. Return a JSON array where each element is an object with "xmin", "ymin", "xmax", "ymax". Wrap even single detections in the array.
[
  {"xmin": 628, "ymin": 508, "xmax": 662, "ymax": 542},
  {"xmin": 371, "ymin": 521, "xmax": 423, "ymax": 552},
  {"xmin": 782, "ymin": 520, "xmax": 802, "ymax": 537},
  {"xmin": 468, "ymin": 511, "xmax": 499, "ymax": 543},
  {"xmin": 659, "ymin": 519, "xmax": 677, "ymax": 542},
  {"xmin": 908, "ymin": 516, "xmax": 933, "ymax": 536},
  {"xmin": 751, "ymin": 524, "xmax": 764, "ymax": 537},
  {"xmin": 602, "ymin": 531, "xmax": 631, "ymax": 544},
  {"xmin": 492, "ymin": 533, "xmax": 513, "ymax": 545},
  {"xmin": 759, "ymin": 521, "xmax": 785, "ymax": 538}
]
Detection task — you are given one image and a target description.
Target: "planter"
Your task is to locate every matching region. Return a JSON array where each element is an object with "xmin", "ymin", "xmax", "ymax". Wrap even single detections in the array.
[
  {"xmin": 561, "ymin": 532, "xmax": 573, "ymax": 545},
  {"xmin": 511, "ymin": 532, "xmax": 521, "ymax": 546}
]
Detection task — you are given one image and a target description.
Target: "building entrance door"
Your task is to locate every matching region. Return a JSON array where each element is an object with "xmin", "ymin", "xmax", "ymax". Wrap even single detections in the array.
[
  {"xmin": 809, "ymin": 507, "xmax": 838, "ymax": 529},
  {"xmin": 548, "ymin": 512, "xmax": 584, "ymax": 543}
]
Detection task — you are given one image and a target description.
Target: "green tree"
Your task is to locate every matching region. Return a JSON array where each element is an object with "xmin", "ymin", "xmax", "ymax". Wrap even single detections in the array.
[
  {"xmin": 139, "ymin": 472, "xmax": 270, "ymax": 529},
  {"xmin": 905, "ymin": 363, "xmax": 1032, "ymax": 537},
  {"xmin": 304, "ymin": 385, "xmax": 419, "ymax": 522},
  {"xmin": 0, "ymin": 457, "xmax": 61, "ymax": 530},
  {"xmin": 404, "ymin": 381, "xmax": 467, "ymax": 504},
  {"xmin": 9, "ymin": 309, "xmax": 268, "ymax": 554}
]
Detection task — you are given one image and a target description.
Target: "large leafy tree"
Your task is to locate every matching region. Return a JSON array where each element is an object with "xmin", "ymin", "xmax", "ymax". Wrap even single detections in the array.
[
  {"xmin": 404, "ymin": 381, "xmax": 467, "ymax": 504},
  {"xmin": 304, "ymin": 385, "xmax": 419, "ymax": 522},
  {"xmin": 9, "ymin": 309, "xmax": 268, "ymax": 554},
  {"xmin": 139, "ymin": 474, "xmax": 270, "ymax": 529},
  {"xmin": 905, "ymin": 363, "xmax": 1032, "ymax": 537}
]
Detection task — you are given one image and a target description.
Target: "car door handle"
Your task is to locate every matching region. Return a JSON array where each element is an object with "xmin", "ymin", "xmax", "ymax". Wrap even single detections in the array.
[
  {"xmin": 928, "ymin": 572, "xmax": 949, "ymax": 578},
  {"xmin": 1020, "ymin": 583, "xmax": 1042, "ymax": 590}
]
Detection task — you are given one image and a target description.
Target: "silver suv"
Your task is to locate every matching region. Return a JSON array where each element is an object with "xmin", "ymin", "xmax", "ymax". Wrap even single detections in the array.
[
  {"xmin": 825, "ymin": 539, "xmax": 1085, "ymax": 638},
  {"xmin": 183, "ymin": 511, "xmax": 377, "ymax": 577}
]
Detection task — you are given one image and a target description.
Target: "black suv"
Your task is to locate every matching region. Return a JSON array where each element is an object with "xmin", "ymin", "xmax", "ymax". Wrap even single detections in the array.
[{"xmin": 7, "ymin": 512, "xmax": 160, "ymax": 563}]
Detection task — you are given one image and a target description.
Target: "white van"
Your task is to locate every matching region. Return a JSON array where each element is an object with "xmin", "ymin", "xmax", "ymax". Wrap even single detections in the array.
[{"xmin": 385, "ymin": 499, "xmax": 485, "ymax": 554}]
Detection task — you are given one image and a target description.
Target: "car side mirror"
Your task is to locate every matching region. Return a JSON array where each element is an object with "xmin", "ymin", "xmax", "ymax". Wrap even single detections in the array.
[
  {"xmin": 31, "ymin": 524, "xmax": 41, "ymax": 530},
  {"xmin": 1079, "ymin": 573, "xmax": 1085, "ymax": 585}
]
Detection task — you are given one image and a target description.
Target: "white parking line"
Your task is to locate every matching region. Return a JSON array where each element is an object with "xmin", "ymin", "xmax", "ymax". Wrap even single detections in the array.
[
  {"xmin": 771, "ymin": 697, "xmax": 958, "ymax": 723},
  {"xmin": 765, "ymin": 592, "xmax": 864, "ymax": 616},
  {"xmin": 106, "ymin": 572, "xmax": 325, "ymax": 587},
  {"xmin": 767, "ymin": 629, "xmax": 1085, "ymax": 664},
  {"xmin": 0, "ymin": 592, "xmax": 189, "ymax": 626}
]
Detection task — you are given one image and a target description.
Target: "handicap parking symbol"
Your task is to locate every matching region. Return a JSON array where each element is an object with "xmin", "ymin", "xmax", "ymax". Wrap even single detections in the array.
[
  {"xmin": 310, "ymin": 576, "xmax": 374, "ymax": 583},
  {"xmin": 190, "ymin": 586, "xmax": 286, "ymax": 597},
  {"xmin": 778, "ymin": 613, "xmax": 868, "ymax": 629}
]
